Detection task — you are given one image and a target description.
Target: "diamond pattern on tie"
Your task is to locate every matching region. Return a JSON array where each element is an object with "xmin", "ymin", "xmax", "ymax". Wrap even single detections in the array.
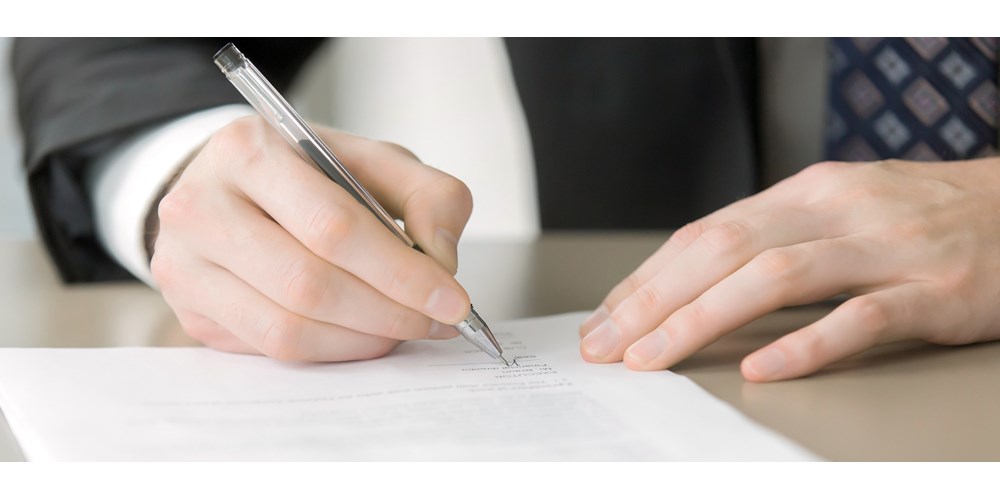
[
  {"xmin": 939, "ymin": 51, "xmax": 977, "ymax": 89},
  {"xmin": 969, "ymin": 81, "xmax": 998, "ymax": 127},
  {"xmin": 843, "ymin": 71, "xmax": 884, "ymax": 118},
  {"xmin": 940, "ymin": 116, "xmax": 977, "ymax": 155},
  {"xmin": 873, "ymin": 111, "xmax": 911, "ymax": 150},
  {"xmin": 903, "ymin": 78, "xmax": 948, "ymax": 126},
  {"xmin": 826, "ymin": 38, "xmax": 998, "ymax": 162},
  {"xmin": 875, "ymin": 47, "xmax": 911, "ymax": 85}
]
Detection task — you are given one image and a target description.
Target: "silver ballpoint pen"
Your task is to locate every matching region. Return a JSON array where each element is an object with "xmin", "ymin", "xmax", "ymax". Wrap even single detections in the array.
[{"xmin": 213, "ymin": 43, "xmax": 506, "ymax": 364}]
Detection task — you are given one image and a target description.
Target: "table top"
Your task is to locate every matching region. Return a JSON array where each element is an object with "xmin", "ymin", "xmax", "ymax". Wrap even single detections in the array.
[{"xmin": 1, "ymin": 233, "xmax": 998, "ymax": 461}]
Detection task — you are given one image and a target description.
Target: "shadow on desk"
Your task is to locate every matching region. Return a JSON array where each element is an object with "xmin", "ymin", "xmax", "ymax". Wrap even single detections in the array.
[{"xmin": 668, "ymin": 303, "xmax": 1000, "ymax": 461}]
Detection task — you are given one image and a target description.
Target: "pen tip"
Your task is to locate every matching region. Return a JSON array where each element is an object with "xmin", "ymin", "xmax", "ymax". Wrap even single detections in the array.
[{"xmin": 500, "ymin": 355, "xmax": 510, "ymax": 366}]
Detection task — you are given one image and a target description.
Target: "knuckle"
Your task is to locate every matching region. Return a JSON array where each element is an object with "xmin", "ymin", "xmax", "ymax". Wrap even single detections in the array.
[
  {"xmin": 210, "ymin": 117, "xmax": 266, "ymax": 153},
  {"xmin": 672, "ymin": 301, "xmax": 710, "ymax": 333},
  {"xmin": 698, "ymin": 220, "xmax": 755, "ymax": 255},
  {"xmin": 205, "ymin": 118, "xmax": 271, "ymax": 171},
  {"xmin": 406, "ymin": 175, "xmax": 474, "ymax": 220},
  {"xmin": 149, "ymin": 251, "xmax": 176, "ymax": 290},
  {"xmin": 845, "ymin": 296, "xmax": 892, "ymax": 334},
  {"xmin": 282, "ymin": 259, "xmax": 328, "ymax": 315},
  {"xmin": 751, "ymin": 247, "xmax": 804, "ymax": 280},
  {"xmin": 157, "ymin": 186, "xmax": 198, "ymax": 229},
  {"xmin": 259, "ymin": 313, "xmax": 306, "ymax": 362},
  {"xmin": 798, "ymin": 161, "xmax": 843, "ymax": 181},
  {"xmin": 670, "ymin": 220, "xmax": 711, "ymax": 248},
  {"xmin": 384, "ymin": 264, "xmax": 418, "ymax": 300},
  {"xmin": 870, "ymin": 158, "xmax": 901, "ymax": 172},
  {"xmin": 304, "ymin": 205, "xmax": 355, "ymax": 258},
  {"xmin": 621, "ymin": 273, "xmax": 646, "ymax": 297},
  {"xmin": 435, "ymin": 176, "xmax": 474, "ymax": 212},
  {"xmin": 632, "ymin": 283, "xmax": 665, "ymax": 313},
  {"xmin": 384, "ymin": 310, "xmax": 422, "ymax": 340},
  {"xmin": 793, "ymin": 334, "xmax": 825, "ymax": 368},
  {"xmin": 793, "ymin": 162, "xmax": 850, "ymax": 204},
  {"xmin": 937, "ymin": 265, "xmax": 975, "ymax": 294}
]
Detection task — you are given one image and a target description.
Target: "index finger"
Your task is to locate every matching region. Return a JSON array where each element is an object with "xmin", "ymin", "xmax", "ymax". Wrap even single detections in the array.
[
  {"xmin": 218, "ymin": 125, "xmax": 471, "ymax": 325},
  {"xmin": 581, "ymin": 207, "xmax": 827, "ymax": 363},
  {"xmin": 580, "ymin": 191, "xmax": 785, "ymax": 337},
  {"xmin": 319, "ymin": 132, "xmax": 474, "ymax": 272},
  {"xmin": 623, "ymin": 237, "xmax": 887, "ymax": 370}
]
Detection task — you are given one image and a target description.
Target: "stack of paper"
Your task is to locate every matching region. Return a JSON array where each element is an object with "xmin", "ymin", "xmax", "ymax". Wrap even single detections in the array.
[{"xmin": 0, "ymin": 313, "xmax": 816, "ymax": 460}]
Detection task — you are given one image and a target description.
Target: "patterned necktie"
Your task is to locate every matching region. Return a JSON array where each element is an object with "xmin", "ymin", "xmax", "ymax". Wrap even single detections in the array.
[{"xmin": 825, "ymin": 37, "xmax": 998, "ymax": 162}]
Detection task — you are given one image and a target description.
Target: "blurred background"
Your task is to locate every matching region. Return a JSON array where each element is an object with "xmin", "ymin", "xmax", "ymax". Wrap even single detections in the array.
[
  {"xmin": 0, "ymin": 38, "xmax": 541, "ymax": 244},
  {"xmin": 0, "ymin": 38, "xmax": 35, "ymax": 240}
]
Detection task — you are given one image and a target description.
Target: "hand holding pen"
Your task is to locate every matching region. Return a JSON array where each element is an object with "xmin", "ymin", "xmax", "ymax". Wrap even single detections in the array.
[{"xmin": 147, "ymin": 46, "xmax": 499, "ymax": 362}]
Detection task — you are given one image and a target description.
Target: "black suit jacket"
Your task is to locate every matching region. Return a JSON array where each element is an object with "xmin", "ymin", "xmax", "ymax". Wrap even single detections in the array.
[{"xmin": 12, "ymin": 38, "xmax": 759, "ymax": 283}]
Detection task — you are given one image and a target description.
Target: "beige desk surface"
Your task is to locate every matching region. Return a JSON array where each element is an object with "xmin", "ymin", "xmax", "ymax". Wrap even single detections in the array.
[{"xmin": 1, "ymin": 233, "xmax": 998, "ymax": 461}]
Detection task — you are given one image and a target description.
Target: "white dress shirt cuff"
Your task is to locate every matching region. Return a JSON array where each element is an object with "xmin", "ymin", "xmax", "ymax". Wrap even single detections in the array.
[{"xmin": 85, "ymin": 104, "xmax": 255, "ymax": 287}]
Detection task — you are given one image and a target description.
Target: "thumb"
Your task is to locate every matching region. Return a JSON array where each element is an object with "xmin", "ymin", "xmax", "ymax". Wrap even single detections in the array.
[{"xmin": 402, "ymin": 175, "xmax": 473, "ymax": 275}]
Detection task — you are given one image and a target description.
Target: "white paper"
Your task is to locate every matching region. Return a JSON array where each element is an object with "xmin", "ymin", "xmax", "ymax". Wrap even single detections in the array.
[{"xmin": 0, "ymin": 312, "xmax": 816, "ymax": 461}]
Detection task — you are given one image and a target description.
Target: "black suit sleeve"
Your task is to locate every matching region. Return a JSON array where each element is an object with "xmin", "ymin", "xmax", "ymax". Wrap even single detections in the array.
[{"xmin": 11, "ymin": 38, "xmax": 324, "ymax": 283}]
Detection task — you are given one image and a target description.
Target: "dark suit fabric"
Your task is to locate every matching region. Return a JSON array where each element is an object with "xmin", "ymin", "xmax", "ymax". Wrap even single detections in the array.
[
  {"xmin": 505, "ymin": 38, "xmax": 759, "ymax": 230},
  {"xmin": 12, "ymin": 38, "xmax": 759, "ymax": 283},
  {"xmin": 12, "ymin": 38, "xmax": 325, "ymax": 282}
]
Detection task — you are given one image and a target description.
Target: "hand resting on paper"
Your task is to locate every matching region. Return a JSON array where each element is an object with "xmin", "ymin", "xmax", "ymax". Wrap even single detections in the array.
[{"xmin": 580, "ymin": 158, "xmax": 1000, "ymax": 381}]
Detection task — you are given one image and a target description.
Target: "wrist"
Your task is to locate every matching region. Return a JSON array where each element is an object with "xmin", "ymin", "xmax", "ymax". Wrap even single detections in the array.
[{"xmin": 86, "ymin": 104, "xmax": 255, "ymax": 286}]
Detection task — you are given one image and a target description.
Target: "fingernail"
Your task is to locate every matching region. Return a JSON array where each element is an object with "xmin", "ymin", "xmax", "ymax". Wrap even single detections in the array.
[
  {"xmin": 626, "ymin": 330, "xmax": 667, "ymax": 364},
  {"xmin": 582, "ymin": 319, "xmax": 619, "ymax": 359},
  {"xmin": 425, "ymin": 287, "xmax": 467, "ymax": 323},
  {"xmin": 580, "ymin": 305, "xmax": 609, "ymax": 337},
  {"xmin": 427, "ymin": 320, "xmax": 456, "ymax": 339},
  {"xmin": 745, "ymin": 349, "xmax": 786, "ymax": 379},
  {"xmin": 434, "ymin": 227, "xmax": 459, "ymax": 274}
]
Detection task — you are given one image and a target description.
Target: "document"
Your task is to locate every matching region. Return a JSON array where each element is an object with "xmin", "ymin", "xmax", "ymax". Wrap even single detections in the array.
[{"xmin": 0, "ymin": 312, "xmax": 816, "ymax": 460}]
